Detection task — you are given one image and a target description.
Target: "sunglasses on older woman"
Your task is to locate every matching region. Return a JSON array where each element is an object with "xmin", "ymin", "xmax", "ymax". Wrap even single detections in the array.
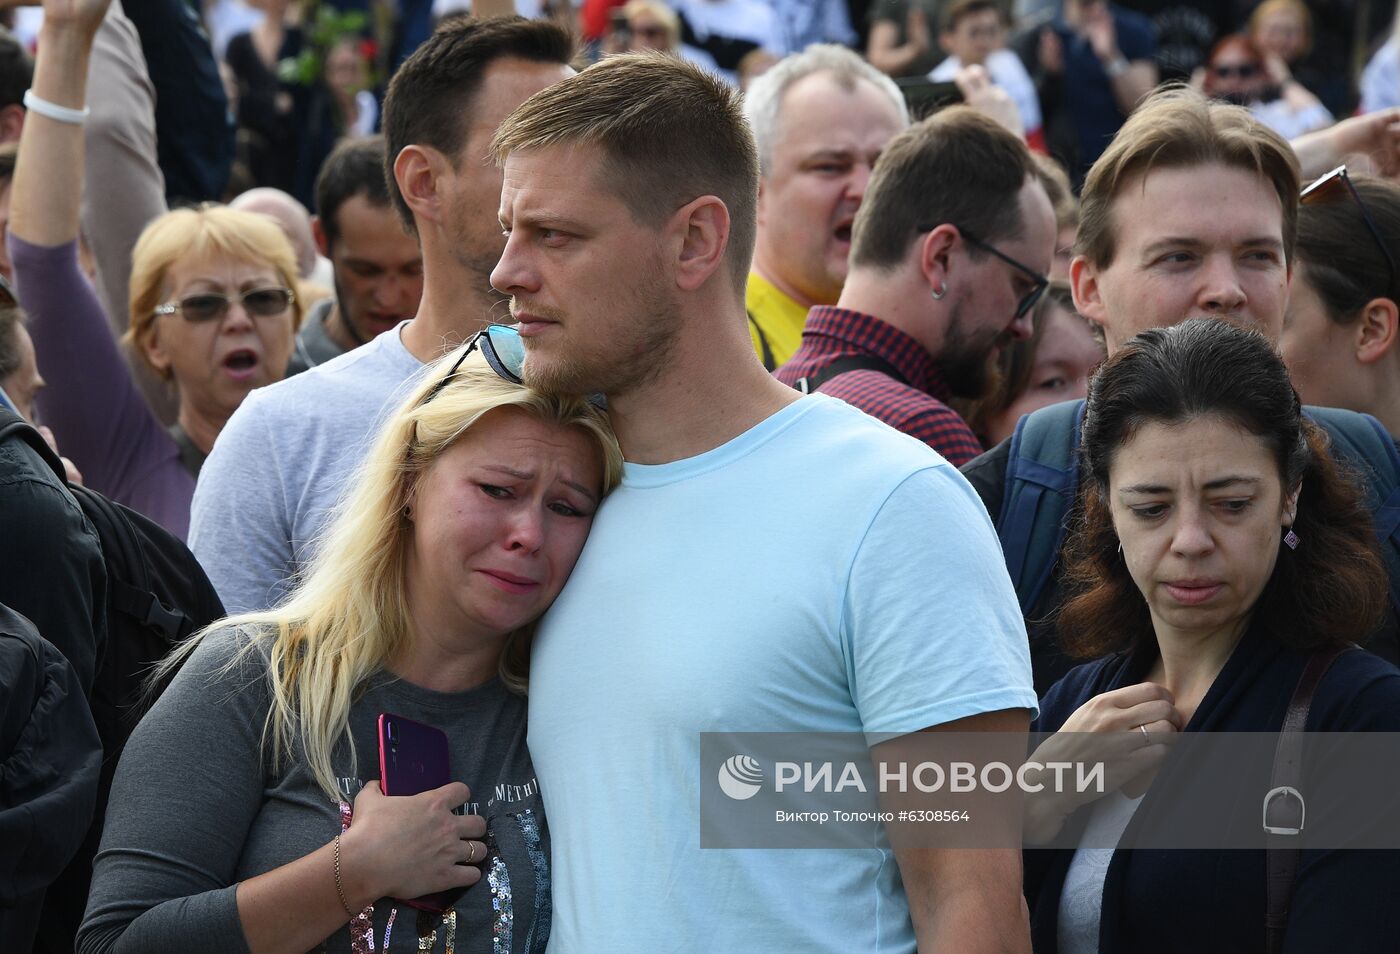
[{"xmin": 153, "ymin": 287, "xmax": 296, "ymax": 322}]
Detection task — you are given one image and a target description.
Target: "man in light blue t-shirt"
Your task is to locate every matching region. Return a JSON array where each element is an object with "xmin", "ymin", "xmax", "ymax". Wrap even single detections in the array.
[{"xmin": 491, "ymin": 55, "xmax": 1038, "ymax": 952}]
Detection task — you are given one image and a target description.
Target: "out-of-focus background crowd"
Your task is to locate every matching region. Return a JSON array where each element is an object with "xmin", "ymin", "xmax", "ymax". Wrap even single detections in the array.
[{"xmin": 1, "ymin": 0, "xmax": 1392, "ymax": 211}]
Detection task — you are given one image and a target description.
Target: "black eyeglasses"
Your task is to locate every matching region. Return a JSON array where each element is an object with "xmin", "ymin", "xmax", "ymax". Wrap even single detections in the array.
[
  {"xmin": 153, "ymin": 287, "xmax": 296, "ymax": 322},
  {"xmin": 1301, "ymin": 165, "xmax": 1397, "ymax": 291},
  {"xmin": 919, "ymin": 225, "xmax": 1049, "ymax": 320},
  {"xmin": 422, "ymin": 324, "xmax": 526, "ymax": 405},
  {"xmin": 1211, "ymin": 63, "xmax": 1259, "ymax": 80}
]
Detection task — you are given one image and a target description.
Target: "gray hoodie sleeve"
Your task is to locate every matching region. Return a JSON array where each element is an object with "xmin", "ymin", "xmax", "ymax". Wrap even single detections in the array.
[{"xmin": 78, "ymin": 629, "xmax": 271, "ymax": 954}]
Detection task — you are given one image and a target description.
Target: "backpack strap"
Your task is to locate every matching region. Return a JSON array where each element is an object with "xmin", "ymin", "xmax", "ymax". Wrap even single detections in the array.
[
  {"xmin": 997, "ymin": 399, "xmax": 1086, "ymax": 615},
  {"xmin": 68, "ymin": 482, "xmax": 191, "ymax": 643},
  {"xmin": 1264, "ymin": 645, "xmax": 1349, "ymax": 954},
  {"xmin": 748, "ymin": 311, "xmax": 776, "ymax": 373},
  {"xmin": 794, "ymin": 354, "xmax": 909, "ymax": 395},
  {"xmin": 1301, "ymin": 406, "xmax": 1400, "ymax": 620}
]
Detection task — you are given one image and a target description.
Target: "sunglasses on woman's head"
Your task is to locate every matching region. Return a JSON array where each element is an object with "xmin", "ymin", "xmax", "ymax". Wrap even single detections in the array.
[
  {"xmin": 1301, "ymin": 165, "xmax": 1397, "ymax": 289},
  {"xmin": 153, "ymin": 287, "xmax": 296, "ymax": 322},
  {"xmin": 423, "ymin": 324, "xmax": 607, "ymax": 410},
  {"xmin": 423, "ymin": 324, "xmax": 526, "ymax": 405}
]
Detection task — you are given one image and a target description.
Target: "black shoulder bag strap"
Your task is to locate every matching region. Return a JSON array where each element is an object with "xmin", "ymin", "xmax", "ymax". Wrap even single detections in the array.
[
  {"xmin": 795, "ymin": 354, "xmax": 909, "ymax": 395},
  {"xmin": 1264, "ymin": 645, "xmax": 1349, "ymax": 953},
  {"xmin": 747, "ymin": 311, "xmax": 776, "ymax": 372}
]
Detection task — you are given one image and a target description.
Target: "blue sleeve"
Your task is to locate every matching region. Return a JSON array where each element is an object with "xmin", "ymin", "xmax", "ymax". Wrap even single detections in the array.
[
  {"xmin": 1115, "ymin": 10, "xmax": 1156, "ymax": 62},
  {"xmin": 189, "ymin": 393, "xmax": 296, "ymax": 614},
  {"xmin": 843, "ymin": 464, "xmax": 1038, "ymax": 738}
]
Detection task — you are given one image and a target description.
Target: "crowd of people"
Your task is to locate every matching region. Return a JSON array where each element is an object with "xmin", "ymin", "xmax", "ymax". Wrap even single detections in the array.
[{"xmin": 6, "ymin": 0, "xmax": 1400, "ymax": 951}]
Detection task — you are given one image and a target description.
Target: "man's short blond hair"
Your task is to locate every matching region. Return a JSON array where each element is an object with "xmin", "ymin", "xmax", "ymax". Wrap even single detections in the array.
[
  {"xmin": 491, "ymin": 52, "xmax": 758, "ymax": 291},
  {"xmin": 1076, "ymin": 86, "xmax": 1301, "ymax": 269}
]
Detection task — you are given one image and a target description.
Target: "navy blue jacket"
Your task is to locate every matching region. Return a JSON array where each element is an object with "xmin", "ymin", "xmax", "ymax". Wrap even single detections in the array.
[{"xmin": 1026, "ymin": 624, "xmax": 1400, "ymax": 952}]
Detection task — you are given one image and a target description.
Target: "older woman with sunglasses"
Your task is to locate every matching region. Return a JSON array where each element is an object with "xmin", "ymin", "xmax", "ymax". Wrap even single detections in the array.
[
  {"xmin": 81, "ymin": 338, "xmax": 621, "ymax": 954},
  {"xmin": 6, "ymin": 0, "xmax": 301, "ymax": 539},
  {"xmin": 1279, "ymin": 167, "xmax": 1400, "ymax": 440}
]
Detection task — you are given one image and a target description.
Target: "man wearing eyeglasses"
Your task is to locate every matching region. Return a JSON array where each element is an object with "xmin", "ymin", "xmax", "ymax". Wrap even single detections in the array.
[{"xmin": 774, "ymin": 106, "xmax": 1054, "ymax": 467}]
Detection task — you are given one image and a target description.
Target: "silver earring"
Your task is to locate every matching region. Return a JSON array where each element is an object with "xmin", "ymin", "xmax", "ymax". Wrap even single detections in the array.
[
  {"xmin": 930, "ymin": 282, "xmax": 946, "ymax": 301},
  {"xmin": 1117, "ymin": 541, "xmax": 1123, "ymax": 554},
  {"xmin": 1283, "ymin": 528, "xmax": 1300, "ymax": 550}
]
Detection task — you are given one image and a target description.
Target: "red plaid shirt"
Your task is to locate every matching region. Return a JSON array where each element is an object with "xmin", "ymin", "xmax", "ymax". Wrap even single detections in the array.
[{"xmin": 773, "ymin": 306, "xmax": 985, "ymax": 466}]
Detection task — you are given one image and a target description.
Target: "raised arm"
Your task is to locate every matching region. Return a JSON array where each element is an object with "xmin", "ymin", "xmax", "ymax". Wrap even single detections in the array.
[
  {"xmin": 7, "ymin": 0, "xmax": 193, "ymax": 534},
  {"xmin": 9, "ymin": 0, "xmax": 103, "ymax": 248}
]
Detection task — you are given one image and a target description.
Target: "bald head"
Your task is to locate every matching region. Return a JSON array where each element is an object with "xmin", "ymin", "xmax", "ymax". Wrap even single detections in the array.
[{"xmin": 229, "ymin": 188, "xmax": 317, "ymax": 278}]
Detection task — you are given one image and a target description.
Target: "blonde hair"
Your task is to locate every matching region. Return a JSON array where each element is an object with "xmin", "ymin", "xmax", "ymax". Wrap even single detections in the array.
[
  {"xmin": 622, "ymin": 0, "xmax": 680, "ymax": 49},
  {"xmin": 125, "ymin": 204, "xmax": 305, "ymax": 381},
  {"xmin": 1248, "ymin": 0, "xmax": 1313, "ymax": 57},
  {"xmin": 159, "ymin": 350, "xmax": 623, "ymax": 801}
]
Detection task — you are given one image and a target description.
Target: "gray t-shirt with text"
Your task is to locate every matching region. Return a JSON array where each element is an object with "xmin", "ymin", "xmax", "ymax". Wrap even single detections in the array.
[{"xmin": 80, "ymin": 627, "xmax": 548, "ymax": 954}]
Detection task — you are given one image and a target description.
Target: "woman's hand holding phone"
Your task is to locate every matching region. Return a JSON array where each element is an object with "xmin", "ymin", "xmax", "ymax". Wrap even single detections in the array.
[{"xmin": 337, "ymin": 781, "xmax": 486, "ymax": 910}]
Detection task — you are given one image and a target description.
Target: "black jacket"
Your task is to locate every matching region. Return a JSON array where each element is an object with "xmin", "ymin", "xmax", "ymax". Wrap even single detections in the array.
[
  {"xmin": 0, "ymin": 603, "xmax": 102, "ymax": 953},
  {"xmin": 1025, "ymin": 624, "xmax": 1400, "ymax": 952}
]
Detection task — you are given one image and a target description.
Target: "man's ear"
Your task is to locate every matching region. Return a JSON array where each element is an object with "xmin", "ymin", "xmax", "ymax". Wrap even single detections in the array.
[
  {"xmin": 918, "ymin": 224, "xmax": 958, "ymax": 296},
  {"xmin": 393, "ymin": 144, "xmax": 452, "ymax": 228},
  {"xmin": 673, "ymin": 195, "xmax": 729, "ymax": 292},
  {"xmin": 311, "ymin": 216, "xmax": 331, "ymax": 258},
  {"xmin": 1354, "ymin": 296, "xmax": 1399, "ymax": 365},
  {"xmin": 1070, "ymin": 255, "xmax": 1109, "ymax": 330}
]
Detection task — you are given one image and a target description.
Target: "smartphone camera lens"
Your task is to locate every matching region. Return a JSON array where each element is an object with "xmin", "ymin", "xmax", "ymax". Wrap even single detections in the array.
[{"xmin": 387, "ymin": 721, "xmax": 399, "ymax": 752}]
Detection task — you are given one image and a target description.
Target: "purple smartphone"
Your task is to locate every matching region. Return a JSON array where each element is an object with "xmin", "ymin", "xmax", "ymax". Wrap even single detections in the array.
[{"xmin": 377, "ymin": 712, "xmax": 463, "ymax": 913}]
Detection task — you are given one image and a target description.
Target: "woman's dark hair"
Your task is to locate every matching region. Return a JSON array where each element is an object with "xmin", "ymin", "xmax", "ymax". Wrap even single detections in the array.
[
  {"xmin": 1295, "ymin": 173, "xmax": 1400, "ymax": 323},
  {"xmin": 1057, "ymin": 318, "xmax": 1387, "ymax": 658}
]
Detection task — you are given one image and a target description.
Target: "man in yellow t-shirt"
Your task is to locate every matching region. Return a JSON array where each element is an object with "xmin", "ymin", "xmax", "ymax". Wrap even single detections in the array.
[{"xmin": 743, "ymin": 46, "xmax": 908, "ymax": 369}]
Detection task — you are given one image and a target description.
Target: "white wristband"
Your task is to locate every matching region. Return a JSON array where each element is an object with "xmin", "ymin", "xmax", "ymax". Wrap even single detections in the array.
[{"xmin": 23, "ymin": 89, "xmax": 89, "ymax": 125}]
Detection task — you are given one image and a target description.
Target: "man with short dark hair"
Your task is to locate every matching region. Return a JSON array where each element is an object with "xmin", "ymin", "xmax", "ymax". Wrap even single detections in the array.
[
  {"xmin": 191, "ymin": 17, "xmax": 575, "ymax": 613},
  {"xmin": 284, "ymin": 135, "xmax": 424, "ymax": 375},
  {"xmin": 775, "ymin": 106, "xmax": 1054, "ymax": 466},
  {"xmin": 492, "ymin": 52, "xmax": 1035, "ymax": 952}
]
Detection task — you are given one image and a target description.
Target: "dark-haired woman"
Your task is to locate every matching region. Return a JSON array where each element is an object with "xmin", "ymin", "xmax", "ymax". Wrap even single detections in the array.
[
  {"xmin": 1023, "ymin": 318, "xmax": 1400, "ymax": 952},
  {"xmin": 1281, "ymin": 168, "xmax": 1400, "ymax": 440}
]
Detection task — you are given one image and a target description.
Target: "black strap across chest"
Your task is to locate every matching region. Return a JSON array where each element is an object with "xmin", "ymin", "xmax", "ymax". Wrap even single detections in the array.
[{"xmin": 794, "ymin": 354, "xmax": 910, "ymax": 394}]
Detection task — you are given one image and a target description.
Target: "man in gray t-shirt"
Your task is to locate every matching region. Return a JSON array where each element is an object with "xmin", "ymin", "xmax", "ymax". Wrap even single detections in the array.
[{"xmin": 191, "ymin": 21, "xmax": 578, "ymax": 613}]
